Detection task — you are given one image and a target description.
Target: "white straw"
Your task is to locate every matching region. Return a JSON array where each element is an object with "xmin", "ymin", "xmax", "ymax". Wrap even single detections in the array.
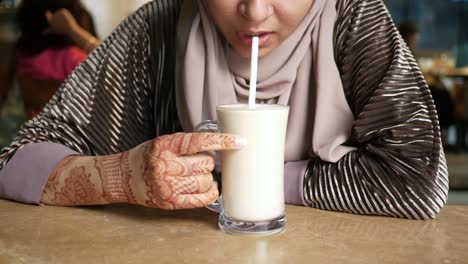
[{"xmin": 249, "ymin": 36, "xmax": 259, "ymax": 109}]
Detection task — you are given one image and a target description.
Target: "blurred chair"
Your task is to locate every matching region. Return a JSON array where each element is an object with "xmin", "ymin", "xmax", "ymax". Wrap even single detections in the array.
[{"xmin": 17, "ymin": 77, "xmax": 61, "ymax": 119}]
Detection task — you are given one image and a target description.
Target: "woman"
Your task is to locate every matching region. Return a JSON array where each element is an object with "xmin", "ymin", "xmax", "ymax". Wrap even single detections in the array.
[
  {"xmin": 15, "ymin": 0, "xmax": 100, "ymax": 118},
  {"xmin": 16, "ymin": 0, "xmax": 99, "ymax": 81},
  {"xmin": 0, "ymin": 0, "xmax": 448, "ymax": 219}
]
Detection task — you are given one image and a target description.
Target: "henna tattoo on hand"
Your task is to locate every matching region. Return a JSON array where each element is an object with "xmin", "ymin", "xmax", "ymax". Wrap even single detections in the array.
[
  {"xmin": 44, "ymin": 165, "xmax": 104, "ymax": 205},
  {"xmin": 94, "ymin": 152, "xmax": 136, "ymax": 204},
  {"xmin": 139, "ymin": 133, "xmax": 239, "ymax": 210},
  {"xmin": 42, "ymin": 153, "xmax": 135, "ymax": 206},
  {"xmin": 41, "ymin": 133, "xmax": 240, "ymax": 209},
  {"xmin": 43, "ymin": 156, "xmax": 75, "ymax": 200}
]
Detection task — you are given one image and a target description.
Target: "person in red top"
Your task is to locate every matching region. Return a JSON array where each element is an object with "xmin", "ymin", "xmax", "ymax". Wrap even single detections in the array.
[{"xmin": 16, "ymin": 0, "xmax": 100, "ymax": 81}]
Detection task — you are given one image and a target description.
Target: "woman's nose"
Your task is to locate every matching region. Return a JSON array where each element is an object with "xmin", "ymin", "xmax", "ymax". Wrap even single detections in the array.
[{"xmin": 239, "ymin": 0, "xmax": 273, "ymax": 22}]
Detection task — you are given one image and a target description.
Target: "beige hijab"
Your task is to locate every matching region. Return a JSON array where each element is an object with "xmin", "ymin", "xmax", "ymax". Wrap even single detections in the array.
[{"xmin": 176, "ymin": 0, "xmax": 355, "ymax": 162}]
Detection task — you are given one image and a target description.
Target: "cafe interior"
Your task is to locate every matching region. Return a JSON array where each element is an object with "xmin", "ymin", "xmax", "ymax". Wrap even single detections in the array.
[
  {"xmin": 384, "ymin": 0, "xmax": 468, "ymax": 204},
  {"xmin": 0, "ymin": 0, "xmax": 467, "ymax": 263}
]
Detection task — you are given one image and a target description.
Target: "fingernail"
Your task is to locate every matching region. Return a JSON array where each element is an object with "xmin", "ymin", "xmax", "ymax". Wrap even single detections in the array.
[{"xmin": 234, "ymin": 135, "xmax": 247, "ymax": 148}]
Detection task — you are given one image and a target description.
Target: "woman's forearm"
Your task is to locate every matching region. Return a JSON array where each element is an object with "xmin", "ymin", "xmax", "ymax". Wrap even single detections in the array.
[
  {"xmin": 315, "ymin": 0, "xmax": 448, "ymax": 220},
  {"xmin": 41, "ymin": 153, "xmax": 137, "ymax": 206},
  {"xmin": 68, "ymin": 26, "xmax": 100, "ymax": 54},
  {"xmin": 40, "ymin": 134, "xmax": 231, "ymax": 209}
]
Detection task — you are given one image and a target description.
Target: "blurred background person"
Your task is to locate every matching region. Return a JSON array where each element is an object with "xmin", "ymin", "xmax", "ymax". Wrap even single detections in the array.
[
  {"xmin": 15, "ymin": 0, "xmax": 100, "ymax": 118},
  {"xmin": 397, "ymin": 22, "xmax": 419, "ymax": 53},
  {"xmin": 0, "ymin": 0, "xmax": 147, "ymax": 148}
]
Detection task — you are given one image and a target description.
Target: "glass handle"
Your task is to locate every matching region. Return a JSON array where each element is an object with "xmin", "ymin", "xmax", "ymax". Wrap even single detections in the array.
[
  {"xmin": 194, "ymin": 120, "xmax": 222, "ymax": 213},
  {"xmin": 194, "ymin": 120, "xmax": 218, "ymax": 133}
]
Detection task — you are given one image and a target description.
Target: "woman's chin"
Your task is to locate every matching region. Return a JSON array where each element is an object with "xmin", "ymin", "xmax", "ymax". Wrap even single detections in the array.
[
  {"xmin": 229, "ymin": 43, "xmax": 251, "ymax": 58},
  {"xmin": 231, "ymin": 45, "xmax": 274, "ymax": 59}
]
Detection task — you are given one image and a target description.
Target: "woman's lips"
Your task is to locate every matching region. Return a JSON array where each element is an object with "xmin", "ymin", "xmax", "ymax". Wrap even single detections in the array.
[{"xmin": 237, "ymin": 32, "xmax": 272, "ymax": 47}]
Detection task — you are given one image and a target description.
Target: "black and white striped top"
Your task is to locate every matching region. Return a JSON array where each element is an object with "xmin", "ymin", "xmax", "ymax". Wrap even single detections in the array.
[{"xmin": 0, "ymin": 0, "xmax": 448, "ymax": 219}]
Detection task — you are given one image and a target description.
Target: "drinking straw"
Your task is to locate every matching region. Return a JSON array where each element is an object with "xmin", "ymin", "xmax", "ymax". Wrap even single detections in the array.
[{"xmin": 248, "ymin": 36, "xmax": 259, "ymax": 109}]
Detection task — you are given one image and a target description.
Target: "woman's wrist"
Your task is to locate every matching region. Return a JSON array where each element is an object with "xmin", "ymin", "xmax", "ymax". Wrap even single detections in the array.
[
  {"xmin": 122, "ymin": 141, "xmax": 156, "ymax": 207},
  {"xmin": 95, "ymin": 153, "xmax": 138, "ymax": 204},
  {"xmin": 41, "ymin": 154, "xmax": 136, "ymax": 206}
]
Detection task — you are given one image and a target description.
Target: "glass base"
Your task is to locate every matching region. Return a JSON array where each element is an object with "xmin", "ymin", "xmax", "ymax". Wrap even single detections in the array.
[
  {"xmin": 206, "ymin": 195, "xmax": 223, "ymax": 213},
  {"xmin": 218, "ymin": 213, "xmax": 286, "ymax": 236}
]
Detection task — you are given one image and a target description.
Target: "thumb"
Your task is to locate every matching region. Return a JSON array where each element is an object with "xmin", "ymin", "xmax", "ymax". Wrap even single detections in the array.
[{"xmin": 170, "ymin": 133, "xmax": 245, "ymax": 156}]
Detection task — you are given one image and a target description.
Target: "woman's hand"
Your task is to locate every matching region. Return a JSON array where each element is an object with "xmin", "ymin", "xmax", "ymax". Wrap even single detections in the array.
[
  {"xmin": 44, "ymin": 8, "xmax": 100, "ymax": 53},
  {"xmin": 44, "ymin": 9, "xmax": 79, "ymax": 36},
  {"xmin": 127, "ymin": 133, "xmax": 242, "ymax": 210},
  {"xmin": 42, "ymin": 133, "xmax": 240, "ymax": 209}
]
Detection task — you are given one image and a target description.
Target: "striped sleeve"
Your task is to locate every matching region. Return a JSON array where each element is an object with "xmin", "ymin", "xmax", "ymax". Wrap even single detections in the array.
[{"xmin": 302, "ymin": 0, "xmax": 449, "ymax": 219}]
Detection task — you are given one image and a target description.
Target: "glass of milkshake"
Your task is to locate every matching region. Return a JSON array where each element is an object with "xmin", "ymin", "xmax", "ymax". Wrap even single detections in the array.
[{"xmin": 199, "ymin": 103, "xmax": 289, "ymax": 236}]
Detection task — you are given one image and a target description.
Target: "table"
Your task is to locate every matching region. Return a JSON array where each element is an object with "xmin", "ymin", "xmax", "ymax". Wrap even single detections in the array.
[{"xmin": 1, "ymin": 200, "xmax": 467, "ymax": 264}]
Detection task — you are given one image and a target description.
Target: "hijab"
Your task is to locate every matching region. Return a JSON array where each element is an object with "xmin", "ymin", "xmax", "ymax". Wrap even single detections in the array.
[{"xmin": 176, "ymin": 0, "xmax": 355, "ymax": 162}]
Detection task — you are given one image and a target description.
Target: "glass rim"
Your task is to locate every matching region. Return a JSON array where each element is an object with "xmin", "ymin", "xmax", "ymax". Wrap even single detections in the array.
[{"xmin": 216, "ymin": 104, "xmax": 289, "ymax": 112}]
